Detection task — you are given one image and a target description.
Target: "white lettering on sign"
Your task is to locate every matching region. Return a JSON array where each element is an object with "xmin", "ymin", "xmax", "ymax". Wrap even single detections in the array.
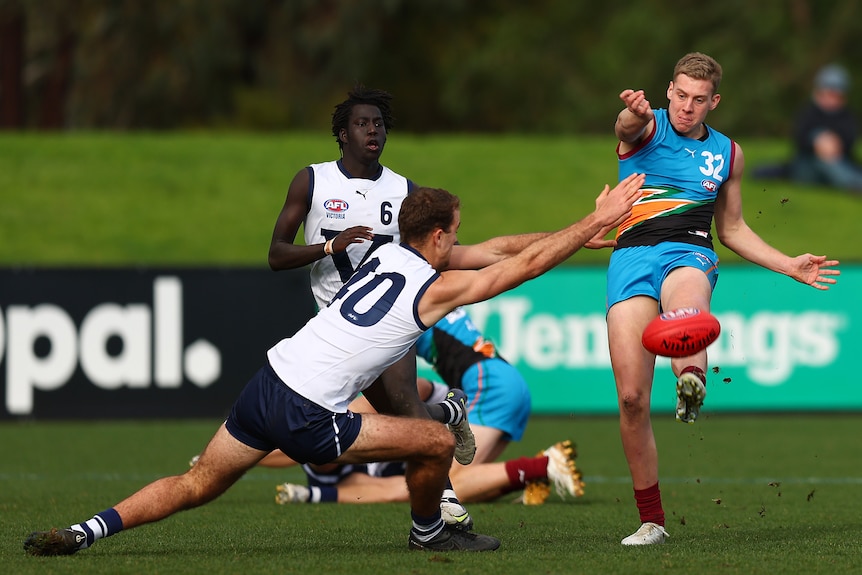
[
  {"xmin": 468, "ymin": 298, "xmax": 845, "ymax": 384},
  {"xmin": 1, "ymin": 276, "xmax": 221, "ymax": 415}
]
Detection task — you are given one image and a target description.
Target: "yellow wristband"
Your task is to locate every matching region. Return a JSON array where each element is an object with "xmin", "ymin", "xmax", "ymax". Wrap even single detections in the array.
[{"xmin": 324, "ymin": 239, "xmax": 334, "ymax": 255}]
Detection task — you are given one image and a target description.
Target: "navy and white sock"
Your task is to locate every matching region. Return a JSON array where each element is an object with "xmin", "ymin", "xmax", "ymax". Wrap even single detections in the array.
[
  {"xmin": 425, "ymin": 382, "xmax": 450, "ymax": 405},
  {"xmin": 70, "ymin": 508, "xmax": 123, "ymax": 549},
  {"xmin": 410, "ymin": 510, "xmax": 444, "ymax": 543},
  {"xmin": 308, "ymin": 486, "xmax": 338, "ymax": 503},
  {"xmin": 438, "ymin": 390, "xmax": 467, "ymax": 425}
]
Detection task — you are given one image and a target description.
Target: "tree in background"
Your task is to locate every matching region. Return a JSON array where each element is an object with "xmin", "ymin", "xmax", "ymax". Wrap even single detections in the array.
[{"xmin": 0, "ymin": 0, "xmax": 860, "ymax": 136}]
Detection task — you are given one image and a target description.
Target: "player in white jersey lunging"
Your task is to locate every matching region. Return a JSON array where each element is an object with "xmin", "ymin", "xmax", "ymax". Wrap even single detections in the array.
[{"xmin": 24, "ymin": 176, "xmax": 644, "ymax": 555}]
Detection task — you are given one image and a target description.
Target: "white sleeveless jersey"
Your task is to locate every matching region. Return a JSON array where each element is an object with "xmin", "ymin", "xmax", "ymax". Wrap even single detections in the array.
[
  {"xmin": 267, "ymin": 242, "xmax": 439, "ymax": 412},
  {"xmin": 303, "ymin": 160, "xmax": 411, "ymax": 308}
]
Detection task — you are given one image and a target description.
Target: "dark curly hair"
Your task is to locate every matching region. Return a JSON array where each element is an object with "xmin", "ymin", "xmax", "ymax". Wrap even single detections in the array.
[{"xmin": 331, "ymin": 85, "xmax": 395, "ymax": 148}]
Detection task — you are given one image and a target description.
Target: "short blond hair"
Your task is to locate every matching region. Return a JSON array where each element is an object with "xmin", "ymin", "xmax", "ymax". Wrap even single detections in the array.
[{"xmin": 673, "ymin": 52, "xmax": 723, "ymax": 93}]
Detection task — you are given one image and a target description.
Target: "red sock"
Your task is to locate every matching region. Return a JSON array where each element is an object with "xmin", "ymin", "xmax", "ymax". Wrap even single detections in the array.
[
  {"xmin": 634, "ymin": 482, "xmax": 665, "ymax": 526},
  {"xmin": 681, "ymin": 365, "xmax": 707, "ymax": 386},
  {"xmin": 504, "ymin": 456, "xmax": 549, "ymax": 488}
]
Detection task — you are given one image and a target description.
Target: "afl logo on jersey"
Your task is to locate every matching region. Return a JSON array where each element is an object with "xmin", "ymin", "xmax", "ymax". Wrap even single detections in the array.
[
  {"xmin": 324, "ymin": 199, "xmax": 349, "ymax": 212},
  {"xmin": 701, "ymin": 180, "xmax": 718, "ymax": 192},
  {"xmin": 324, "ymin": 198, "xmax": 348, "ymax": 219}
]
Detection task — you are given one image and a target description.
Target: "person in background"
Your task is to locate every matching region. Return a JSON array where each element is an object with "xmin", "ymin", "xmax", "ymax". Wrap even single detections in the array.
[
  {"xmin": 266, "ymin": 85, "xmax": 476, "ymax": 523},
  {"xmin": 753, "ymin": 64, "xmax": 862, "ymax": 192},
  {"xmin": 788, "ymin": 64, "xmax": 862, "ymax": 192}
]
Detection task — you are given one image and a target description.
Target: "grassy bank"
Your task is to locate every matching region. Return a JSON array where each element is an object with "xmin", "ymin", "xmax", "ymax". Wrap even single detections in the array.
[{"xmin": 1, "ymin": 132, "xmax": 858, "ymax": 266}]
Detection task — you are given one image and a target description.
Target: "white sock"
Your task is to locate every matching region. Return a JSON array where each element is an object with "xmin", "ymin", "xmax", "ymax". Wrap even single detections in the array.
[{"xmin": 426, "ymin": 382, "xmax": 450, "ymax": 405}]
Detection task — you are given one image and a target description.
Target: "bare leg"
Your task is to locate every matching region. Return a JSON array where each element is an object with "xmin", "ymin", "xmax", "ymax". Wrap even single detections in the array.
[
  {"xmin": 335, "ymin": 413, "xmax": 454, "ymax": 517},
  {"xmin": 259, "ymin": 449, "xmax": 296, "ymax": 468},
  {"xmin": 362, "ymin": 348, "xmax": 428, "ymax": 419},
  {"xmin": 609, "ymin": 269, "xmax": 713, "ymax": 539},
  {"xmin": 335, "ymin": 473, "xmax": 411, "ymax": 503},
  {"xmin": 448, "ymin": 424, "xmax": 510, "ymax": 502},
  {"xmin": 115, "ymin": 424, "xmax": 267, "ymax": 528},
  {"xmin": 607, "ymin": 296, "xmax": 659, "ymax": 491},
  {"xmin": 661, "ymin": 267, "xmax": 712, "ymax": 377},
  {"xmin": 448, "ymin": 462, "xmax": 510, "ymax": 502},
  {"xmin": 288, "ymin": 422, "xmax": 511, "ymax": 505},
  {"xmin": 467, "ymin": 424, "xmax": 508, "ymax": 464}
]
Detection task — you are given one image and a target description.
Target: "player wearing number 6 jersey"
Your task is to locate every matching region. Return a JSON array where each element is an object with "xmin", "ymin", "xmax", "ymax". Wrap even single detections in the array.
[
  {"xmin": 302, "ymin": 159, "xmax": 412, "ymax": 310},
  {"xmin": 608, "ymin": 52, "xmax": 840, "ymax": 547},
  {"xmin": 269, "ymin": 85, "xmax": 415, "ymax": 311},
  {"xmin": 24, "ymin": 178, "xmax": 645, "ymax": 556},
  {"xmin": 268, "ymin": 86, "xmax": 431, "ymax": 429},
  {"xmin": 267, "ymin": 85, "xmax": 481, "ymax": 521}
]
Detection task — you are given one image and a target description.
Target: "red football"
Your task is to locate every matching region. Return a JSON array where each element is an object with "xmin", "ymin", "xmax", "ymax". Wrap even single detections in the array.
[{"xmin": 641, "ymin": 308, "xmax": 720, "ymax": 358}]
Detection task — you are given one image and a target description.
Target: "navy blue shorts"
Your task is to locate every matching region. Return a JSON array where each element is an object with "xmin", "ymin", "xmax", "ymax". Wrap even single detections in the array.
[{"xmin": 225, "ymin": 364, "xmax": 363, "ymax": 465}]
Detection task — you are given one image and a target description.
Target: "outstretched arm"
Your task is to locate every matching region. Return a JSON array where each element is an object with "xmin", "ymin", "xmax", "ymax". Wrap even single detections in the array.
[
  {"xmin": 447, "ymin": 232, "xmax": 552, "ymax": 270},
  {"xmin": 420, "ymin": 173, "xmax": 645, "ymax": 325},
  {"xmin": 448, "ymin": 174, "xmax": 635, "ymax": 267},
  {"xmin": 715, "ymin": 143, "xmax": 840, "ymax": 289}
]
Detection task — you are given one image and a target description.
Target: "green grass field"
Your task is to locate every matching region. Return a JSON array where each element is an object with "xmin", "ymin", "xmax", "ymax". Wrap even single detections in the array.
[
  {"xmin": 2, "ymin": 133, "xmax": 860, "ymax": 573},
  {"xmin": 1, "ymin": 132, "xmax": 859, "ymax": 265},
  {"xmin": 3, "ymin": 414, "xmax": 860, "ymax": 574}
]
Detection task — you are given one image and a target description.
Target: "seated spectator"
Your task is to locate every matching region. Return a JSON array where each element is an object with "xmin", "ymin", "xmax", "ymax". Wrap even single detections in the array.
[{"xmin": 753, "ymin": 64, "xmax": 862, "ymax": 193}]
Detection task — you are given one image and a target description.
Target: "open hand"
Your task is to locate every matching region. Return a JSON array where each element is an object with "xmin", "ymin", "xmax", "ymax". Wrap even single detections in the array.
[
  {"xmin": 790, "ymin": 254, "xmax": 840, "ymax": 290},
  {"xmin": 594, "ymin": 172, "xmax": 644, "ymax": 229}
]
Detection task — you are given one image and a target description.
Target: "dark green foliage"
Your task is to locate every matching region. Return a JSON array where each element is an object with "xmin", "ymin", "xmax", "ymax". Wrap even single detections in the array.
[{"xmin": 4, "ymin": 1, "xmax": 862, "ymax": 134}]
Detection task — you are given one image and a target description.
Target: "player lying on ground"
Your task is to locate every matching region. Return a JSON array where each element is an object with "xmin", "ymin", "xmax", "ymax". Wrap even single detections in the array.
[
  {"xmin": 192, "ymin": 378, "xmax": 582, "ymax": 530},
  {"xmin": 251, "ymin": 306, "xmax": 586, "ymax": 513},
  {"xmin": 274, "ymin": 437, "xmax": 581, "ymax": 513},
  {"xmin": 262, "ymin": 379, "xmax": 583, "ymax": 522}
]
